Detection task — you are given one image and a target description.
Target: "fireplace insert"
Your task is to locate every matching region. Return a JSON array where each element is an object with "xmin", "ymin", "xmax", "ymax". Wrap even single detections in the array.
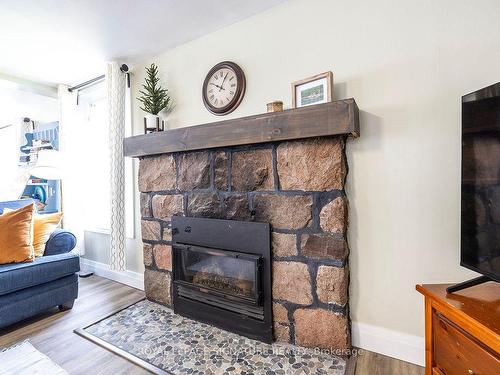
[{"xmin": 172, "ymin": 216, "xmax": 272, "ymax": 343}]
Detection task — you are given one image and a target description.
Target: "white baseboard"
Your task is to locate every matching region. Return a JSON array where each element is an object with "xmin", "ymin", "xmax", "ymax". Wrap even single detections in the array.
[
  {"xmin": 80, "ymin": 258, "xmax": 144, "ymax": 291},
  {"xmin": 352, "ymin": 321, "xmax": 425, "ymax": 366}
]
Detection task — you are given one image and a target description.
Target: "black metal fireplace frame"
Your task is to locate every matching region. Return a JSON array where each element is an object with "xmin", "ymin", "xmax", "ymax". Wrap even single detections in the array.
[{"xmin": 172, "ymin": 216, "xmax": 273, "ymax": 343}]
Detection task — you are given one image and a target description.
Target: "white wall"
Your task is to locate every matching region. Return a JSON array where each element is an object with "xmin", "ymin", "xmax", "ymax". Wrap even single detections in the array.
[{"xmin": 129, "ymin": 0, "xmax": 500, "ymax": 364}]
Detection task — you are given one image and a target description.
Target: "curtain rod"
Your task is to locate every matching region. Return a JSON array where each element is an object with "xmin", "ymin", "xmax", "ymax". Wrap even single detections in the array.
[{"xmin": 68, "ymin": 64, "xmax": 129, "ymax": 92}]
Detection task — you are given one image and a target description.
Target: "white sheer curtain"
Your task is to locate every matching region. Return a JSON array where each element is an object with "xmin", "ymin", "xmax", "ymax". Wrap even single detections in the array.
[
  {"xmin": 107, "ymin": 62, "xmax": 126, "ymax": 271},
  {"xmin": 58, "ymin": 84, "xmax": 86, "ymax": 254}
]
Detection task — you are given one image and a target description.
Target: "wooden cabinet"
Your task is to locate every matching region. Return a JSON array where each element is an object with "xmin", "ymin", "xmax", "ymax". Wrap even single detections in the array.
[{"xmin": 417, "ymin": 283, "xmax": 500, "ymax": 375}]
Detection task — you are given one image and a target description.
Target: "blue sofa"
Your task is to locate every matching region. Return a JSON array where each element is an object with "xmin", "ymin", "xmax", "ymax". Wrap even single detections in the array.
[{"xmin": 0, "ymin": 199, "xmax": 79, "ymax": 329}]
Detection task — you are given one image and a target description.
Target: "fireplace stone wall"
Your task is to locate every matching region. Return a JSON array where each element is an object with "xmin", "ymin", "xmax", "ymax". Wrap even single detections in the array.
[{"xmin": 139, "ymin": 136, "xmax": 350, "ymax": 350}]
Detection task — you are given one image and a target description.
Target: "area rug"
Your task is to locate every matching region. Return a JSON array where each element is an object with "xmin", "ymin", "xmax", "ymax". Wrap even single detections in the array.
[
  {"xmin": 0, "ymin": 341, "xmax": 68, "ymax": 375},
  {"xmin": 77, "ymin": 299, "xmax": 346, "ymax": 375}
]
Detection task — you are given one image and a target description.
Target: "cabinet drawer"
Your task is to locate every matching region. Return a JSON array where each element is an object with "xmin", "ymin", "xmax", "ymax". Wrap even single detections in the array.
[{"xmin": 433, "ymin": 312, "xmax": 500, "ymax": 375}]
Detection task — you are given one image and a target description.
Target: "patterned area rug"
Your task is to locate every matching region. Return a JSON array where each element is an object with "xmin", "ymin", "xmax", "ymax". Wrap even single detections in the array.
[
  {"xmin": 0, "ymin": 341, "xmax": 68, "ymax": 375},
  {"xmin": 82, "ymin": 300, "xmax": 346, "ymax": 375}
]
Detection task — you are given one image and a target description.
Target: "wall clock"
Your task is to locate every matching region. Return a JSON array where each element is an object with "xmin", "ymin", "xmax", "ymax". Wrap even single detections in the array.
[{"xmin": 202, "ymin": 61, "xmax": 246, "ymax": 115}]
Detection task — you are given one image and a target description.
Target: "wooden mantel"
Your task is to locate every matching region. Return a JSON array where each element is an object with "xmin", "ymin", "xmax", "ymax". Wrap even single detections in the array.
[{"xmin": 124, "ymin": 99, "xmax": 359, "ymax": 158}]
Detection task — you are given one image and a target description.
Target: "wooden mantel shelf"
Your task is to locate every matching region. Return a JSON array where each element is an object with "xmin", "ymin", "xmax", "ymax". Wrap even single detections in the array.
[{"xmin": 124, "ymin": 99, "xmax": 359, "ymax": 157}]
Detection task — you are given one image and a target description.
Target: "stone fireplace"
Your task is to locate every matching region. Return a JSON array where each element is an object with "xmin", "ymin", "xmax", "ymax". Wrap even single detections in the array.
[{"xmin": 139, "ymin": 135, "xmax": 351, "ymax": 351}]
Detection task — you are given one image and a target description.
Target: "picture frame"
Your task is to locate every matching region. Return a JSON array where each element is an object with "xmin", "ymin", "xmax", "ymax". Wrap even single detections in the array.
[{"xmin": 292, "ymin": 71, "xmax": 333, "ymax": 108}]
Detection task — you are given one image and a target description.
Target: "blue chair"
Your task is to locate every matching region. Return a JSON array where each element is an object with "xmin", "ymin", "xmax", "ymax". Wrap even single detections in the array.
[{"xmin": 0, "ymin": 199, "xmax": 79, "ymax": 329}]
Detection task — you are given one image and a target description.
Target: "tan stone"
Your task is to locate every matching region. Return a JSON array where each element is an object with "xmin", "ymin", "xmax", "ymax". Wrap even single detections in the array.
[
  {"xmin": 225, "ymin": 194, "xmax": 251, "ymax": 220},
  {"xmin": 162, "ymin": 226, "xmax": 172, "ymax": 242},
  {"xmin": 187, "ymin": 193, "xmax": 222, "ymax": 218},
  {"xmin": 253, "ymin": 194, "xmax": 312, "ymax": 230},
  {"xmin": 153, "ymin": 244, "xmax": 172, "ymax": 271},
  {"xmin": 140, "ymin": 193, "xmax": 150, "ymax": 217},
  {"xmin": 273, "ymin": 323, "xmax": 290, "ymax": 343},
  {"xmin": 178, "ymin": 151, "xmax": 210, "ymax": 190},
  {"xmin": 320, "ymin": 197, "xmax": 346, "ymax": 233},
  {"xmin": 152, "ymin": 194, "xmax": 183, "ymax": 220},
  {"xmin": 301, "ymin": 234, "xmax": 347, "ymax": 260},
  {"xmin": 138, "ymin": 154, "xmax": 176, "ymax": 192},
  {"xmin": 214, "ymin": 151, "xmax": 228, "ymax": 190},
  {"xmin": 143, "ymin": 243, "xmax": 153, "ymax": 267},
  {"xmin": 293, "ymin": 308, "xmax": 349, "ymax": 350},
  {"xmin": 272, "ymin": 233, "xmax": 297, "ymax": 257},
  {"xmin": 231, "ymin": 149, "xmax": 274, "ymax": 191},
  {"xmin": 273, "ymin": 303, "xmax": 289, "ymax": 324},
  {"xmin": 141, "ymin": 220, "xmax": 161, "ymax": 241},
  {"xmin": 272, "ymin": 262, "xmax": 312, "ymax": 305},
  {"xmin": 316, "ymin": 266, "xmax": 348, "ymax": 305},
  {"xmin": 277, "ymin": 137, "xmax": 346, "ymax": 191},
  {"xmin": 144, "ymin": 269, "xmax": 171, "ymax": 306}
]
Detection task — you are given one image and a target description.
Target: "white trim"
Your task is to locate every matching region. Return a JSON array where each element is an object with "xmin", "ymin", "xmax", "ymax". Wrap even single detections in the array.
[
  {"xmin": 80, "ymin": 258, "xmax": 144, "ymax": 291},
  {"xmin": 352, "ymin": 321, "xmax": 425, "ymax": 366}
]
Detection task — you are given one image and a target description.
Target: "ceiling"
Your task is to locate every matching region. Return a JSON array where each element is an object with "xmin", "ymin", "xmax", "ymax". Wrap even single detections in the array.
[{"xmin": 0, "ymin": 0, "xmax": 285, "ymax": 87}]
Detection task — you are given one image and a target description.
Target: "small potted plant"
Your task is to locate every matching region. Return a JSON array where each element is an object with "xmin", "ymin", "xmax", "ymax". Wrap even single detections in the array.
[{"xmin": 137, "ymin": 63, "xmax": 172, "ymax": 132}]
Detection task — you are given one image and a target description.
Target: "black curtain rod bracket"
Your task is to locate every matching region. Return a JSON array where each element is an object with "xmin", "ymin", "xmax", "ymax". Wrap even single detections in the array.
[{"xmin": 68, "ymin": 64, "xmax": 129, "ymax": 92}]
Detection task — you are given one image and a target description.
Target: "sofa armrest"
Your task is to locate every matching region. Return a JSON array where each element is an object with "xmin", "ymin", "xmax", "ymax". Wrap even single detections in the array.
[{"xmin": 44, "ymin": 228, "xmax": 77, "ymax": 256}]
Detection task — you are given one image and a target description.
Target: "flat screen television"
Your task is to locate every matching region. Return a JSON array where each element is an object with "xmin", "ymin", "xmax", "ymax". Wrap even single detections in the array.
[{"xmin": 458, "ymin": 82, "xmax": 500, "ymax": 291}]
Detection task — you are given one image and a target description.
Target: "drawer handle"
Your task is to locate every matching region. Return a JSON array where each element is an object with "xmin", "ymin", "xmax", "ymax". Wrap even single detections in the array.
[{"xmin": 468, "ymin": 369, "xmax": 474, "ymax": 375}]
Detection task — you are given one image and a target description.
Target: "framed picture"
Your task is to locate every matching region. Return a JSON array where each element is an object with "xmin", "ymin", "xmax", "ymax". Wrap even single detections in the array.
[{"xmin": 292, "ymin": 71, "xmax": 333, "ymax": 108}]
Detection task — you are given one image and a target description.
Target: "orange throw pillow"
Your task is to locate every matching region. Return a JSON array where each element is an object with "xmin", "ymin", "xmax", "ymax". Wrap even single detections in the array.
[
  {"xmin": 33, "ymin": 212, "xmax": 63, "ymax": 257},
  {"xmin": 0, "ymin": 204, "xmax": 35, "ymax": 264}
]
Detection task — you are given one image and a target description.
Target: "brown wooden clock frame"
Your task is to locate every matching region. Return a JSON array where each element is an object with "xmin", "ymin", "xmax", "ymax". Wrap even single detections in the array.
[{"xmin": 202, "ymin": 61, "xmax": 246, "ymax": 116}]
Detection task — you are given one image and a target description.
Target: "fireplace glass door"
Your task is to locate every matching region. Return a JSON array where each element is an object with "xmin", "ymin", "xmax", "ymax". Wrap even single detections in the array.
[{"xmin": 175, "ymin": 244, "xmax": 261, "ymax": 305}]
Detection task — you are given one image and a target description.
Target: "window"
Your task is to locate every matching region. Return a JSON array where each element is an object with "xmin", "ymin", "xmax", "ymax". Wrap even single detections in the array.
[{"xmin": 76, "ymin": 82, "xmax": 134, "ymax": 237}]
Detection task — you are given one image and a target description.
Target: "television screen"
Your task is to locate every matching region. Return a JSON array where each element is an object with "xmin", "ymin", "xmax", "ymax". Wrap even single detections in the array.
[{"xmin": 461, "ymin": 82, "xmax": 500, "ymax": 281}]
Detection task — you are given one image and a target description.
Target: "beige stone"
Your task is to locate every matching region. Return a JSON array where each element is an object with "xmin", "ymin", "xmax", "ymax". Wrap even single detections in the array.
[
  {"xmin": 231, "ymin": 149, "xmax": 274, "ymax": 191},
  {"xmin": 178, "ymin": 151, "xmax": 210, "ymax": 190},
  {"xmin": 273, "ymin": 302, "xmax": 289, "ymax": 324},
  {"xmin": 316, "ymin": 266, "xmax": 348, "ymax": 305},
  {"xmin": 153, "ymin": 244, "xmax": 172, "ymax": 271},
  {"xmin": 293, "ymin": 308, "xmax": 349, "ymax": 350},
  {"xmin": 141, "ymin": 220, "xmax": 161, "ymax": 241},
  {"xmin": 143, "ymin": 243, "xmax": 153, "ymax": 267},
  {"xmin": 187, "ymin": 193, "xmax": 223, "ymax": 218},
  {"xmin": 144, "ymin": 269, "xmax": 171, "ymax": 306},
  {"xmin": 152, "ymin": 194, "xmax": 183, "ymax": 220},
  {"xmin": 140, "ymin": 193, "xmax": 150, "ymax": 217},
  {"xmin": 273, "ymin": 323, "xmax": 290, "ymax": 343},
  {"xmin": 253, "ymin": 194, "xmax": 312, "ymax": 229},
  {"xmin": 162, "ymin": 226, "xmax": 172, "ymax": 242},
  {"xmin": 272, "ymin": 233, "xmax": 297, "ymax": 257},
  {"xmin": 138, "ymin": 154, "xmax": 176, "ymax": 192},
  {"xmin": 214, "ymin": 151, "xmax": 228, "ymax": 190},
  {"xmin": 277, "ymin": 137, "xmax": 346, "ymax": 191},
  {"xmin": 225, "ymin": 194, "xmax": 251, "ymax": 220},
  {"xmin": 301, "ymin": 234, "xmax": 347, "ymax": 260},
  {"xmin": 320, "ymin": 197, "xmax": 346, "ymax": 233},
  {"xmin": 272, "ymin": 262, "xmax": 312, "ymax": 305}
]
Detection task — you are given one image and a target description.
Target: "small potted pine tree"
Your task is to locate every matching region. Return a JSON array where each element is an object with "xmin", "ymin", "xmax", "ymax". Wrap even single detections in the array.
[{"xmin": 137, "ymin": 63, "xmax": 172, "ymax": 131}]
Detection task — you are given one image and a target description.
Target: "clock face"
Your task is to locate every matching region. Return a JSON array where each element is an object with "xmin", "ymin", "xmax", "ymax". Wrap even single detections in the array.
[
  {"xmin": 206, "ymin": 68, "xmax": 238, "ymax": 108},
  {"xmin": 202, "ymin": 62, "xmax": 246, "ymax": 115}
]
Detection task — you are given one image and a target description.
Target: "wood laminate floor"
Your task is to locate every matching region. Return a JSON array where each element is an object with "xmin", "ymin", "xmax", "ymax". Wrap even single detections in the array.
[{"xmin": 0, "ymin": 276, "xmax": 424, "ymax": 375}]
